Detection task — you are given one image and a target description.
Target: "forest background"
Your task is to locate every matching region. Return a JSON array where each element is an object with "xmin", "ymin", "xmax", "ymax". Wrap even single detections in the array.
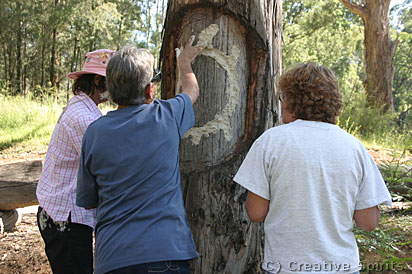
[{"xmin": 0, "ymin": 0, "xmax": 411, "ymax": 272}]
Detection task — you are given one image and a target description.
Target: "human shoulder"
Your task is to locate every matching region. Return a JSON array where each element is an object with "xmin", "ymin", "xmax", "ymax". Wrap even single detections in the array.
[
  {"xmin": 256, "ymin": 123, "xmax": 294, "ymax": 142},
  {"xmin": 156, "ymin": 93, "xmax": 191, "ymax": 106}
]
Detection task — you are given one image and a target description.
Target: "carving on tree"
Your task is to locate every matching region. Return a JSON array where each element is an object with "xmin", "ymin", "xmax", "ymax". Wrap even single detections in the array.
[
  {"xmin": 338, "ymin": 0, "xmax": 399, "ymax": 113},
  {"xmin": 161, "ymin": 1, "xmax": 282, "ymax": 273},
  {"xmin": 179, "ymin": 24, "xmax": 241, "ymax": 145}
]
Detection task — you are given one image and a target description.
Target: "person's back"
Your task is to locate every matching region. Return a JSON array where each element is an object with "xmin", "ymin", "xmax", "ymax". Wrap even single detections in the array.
[
  {"xmin": 79, "ymin": 96, "xmax": 197, "ymax": 273},
  {"xmin": 77, "ymin": 39, "xmax": 202, "ymax": 274},
  {"xmin": 234, "ymin": 62, "xmax": 392, "ymax": 274},
  {"xmin": 249, "ymin": 119, "xmax": 388, "ymax": 273}
]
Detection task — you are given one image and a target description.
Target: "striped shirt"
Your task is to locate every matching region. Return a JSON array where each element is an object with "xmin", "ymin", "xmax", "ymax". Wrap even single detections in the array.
[{"xmin": 36, "ymin": 92, "xmax": 102, "ymax": 228}]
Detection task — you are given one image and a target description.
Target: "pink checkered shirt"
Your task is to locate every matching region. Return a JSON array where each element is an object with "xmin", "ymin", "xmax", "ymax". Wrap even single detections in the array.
[{"xmin": 36, "ymin": 92, "xmax": 102, "ymax": 228}]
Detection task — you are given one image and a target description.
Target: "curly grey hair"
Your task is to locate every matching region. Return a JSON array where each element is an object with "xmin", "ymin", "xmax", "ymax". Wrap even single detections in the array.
[{"xmin": 106, "ymin": 46, "xmax": 154, "ymax": 105}]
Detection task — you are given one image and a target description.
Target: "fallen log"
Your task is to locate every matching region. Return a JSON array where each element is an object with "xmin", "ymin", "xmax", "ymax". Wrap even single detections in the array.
[{"xmin": 0, "ymin": 160, "xmax": 42, "ymax": 210}]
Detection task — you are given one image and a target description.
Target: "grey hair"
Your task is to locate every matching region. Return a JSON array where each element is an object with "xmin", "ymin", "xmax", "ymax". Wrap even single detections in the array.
[{"xmin": 106, "ymin": 46, "xmax": 154, "ymax": 105}]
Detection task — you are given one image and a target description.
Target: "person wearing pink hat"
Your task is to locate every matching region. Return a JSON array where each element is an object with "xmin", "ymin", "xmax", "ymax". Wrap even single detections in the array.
[
  {"xmin": 36, "ymin": 49, "xmax": 114, "ymax": 274},
  {"xmin": 76, "ymin": 38, "xmax": 201, "ymax": 274}
]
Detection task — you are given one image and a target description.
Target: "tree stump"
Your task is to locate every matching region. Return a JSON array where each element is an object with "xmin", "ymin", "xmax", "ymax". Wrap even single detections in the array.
[
  {"xmin": 0, "ymin": 160, "xmax": 42, "ymax": 232},
  {"xmin": 161, "ymin": 1, "xmax": 282, "ymax": 273}
]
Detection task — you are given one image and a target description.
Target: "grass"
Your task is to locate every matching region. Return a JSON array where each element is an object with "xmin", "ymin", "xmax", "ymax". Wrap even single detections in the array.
[
  {"xmin": 355, "ymin": 213, "xmax": 412, "ymax": 273},
  {"xmin": 0, "ymin": 95, "xmax": 61, "ymax": 154},
  {"xmin": 0, "ymin": 95, "xmax": 115, "ymax": 158}
]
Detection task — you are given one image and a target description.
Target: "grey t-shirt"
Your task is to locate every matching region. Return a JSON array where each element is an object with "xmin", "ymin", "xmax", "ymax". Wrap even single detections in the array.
[{"xmin": 234, "ymin": 119, "xmax": 392, "ymax": 274}]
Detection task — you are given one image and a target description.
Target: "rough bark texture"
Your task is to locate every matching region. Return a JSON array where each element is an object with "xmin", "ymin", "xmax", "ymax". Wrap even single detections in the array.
[
  {"xmin": 338, "ymin": 0, "xmax": 397, "ymax": 113},
  {"xmin": 160, "ymin": 1, "xmax": 282, "ymax": 273},
  {"xmin": 0, "ymin": 161, "xmax": 42, "ymax": 211}
]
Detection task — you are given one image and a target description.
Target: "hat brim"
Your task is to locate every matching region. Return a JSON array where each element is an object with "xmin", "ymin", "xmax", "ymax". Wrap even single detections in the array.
[{"xmin": 67, "ymin": 70, "xmax": 106, "ymax": 80}]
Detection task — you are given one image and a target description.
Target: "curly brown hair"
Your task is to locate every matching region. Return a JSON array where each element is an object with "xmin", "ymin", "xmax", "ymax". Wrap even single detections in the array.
[{"xmin": 279, "ymin": 62, "xmax": 342, "ymax": 124}]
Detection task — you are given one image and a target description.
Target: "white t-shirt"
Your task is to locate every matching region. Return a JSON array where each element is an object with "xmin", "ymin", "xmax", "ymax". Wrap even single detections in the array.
[{"xmin": 234, "ymin": 120, "xmax": 392, "ymax": 274}]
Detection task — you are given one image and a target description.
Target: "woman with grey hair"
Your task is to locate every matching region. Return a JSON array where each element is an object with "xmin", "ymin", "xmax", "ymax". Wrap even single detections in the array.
[{"xmin": 76, "ymin": 38, "xmax": 201, "ymax": 274}]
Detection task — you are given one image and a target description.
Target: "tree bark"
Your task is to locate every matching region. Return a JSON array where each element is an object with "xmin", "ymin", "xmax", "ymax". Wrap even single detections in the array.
[
  {"xmin": 41, "ymin": 25, "xmax": 46, "ymax": 88},
  {"xmin": 3, "ymin": 43, "xmax": 8, "ymax": 85},
  {"xmin": 16, "ymin": 1, "xmax": 22, "ymax": 95},
  {"xmin": 338, "ymin": 0, "xmax": 397, "ymax": 113},
  {"xmin": 146, "ymin": 0, "xmax": 152, "ymax": 46},
  {"xmin": 50, "ymin": 0, "xmax": 59, "ymax": 88},
  {"xmin": 0, "ymin": 161, "xmax": 42, "ymax": 211},
  {"xmin": 161, "ymin": 1, "xmax": 282, "ymax": 273}
]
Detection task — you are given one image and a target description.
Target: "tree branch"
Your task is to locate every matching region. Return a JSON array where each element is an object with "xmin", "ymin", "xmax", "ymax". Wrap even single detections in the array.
[
  {"xmin": 338, "ymin": 0, "xmax": 367, "ymax": 19},
  {"xmin": 391, "ymin": 38, "xmax": 400, "ymax": 59}
]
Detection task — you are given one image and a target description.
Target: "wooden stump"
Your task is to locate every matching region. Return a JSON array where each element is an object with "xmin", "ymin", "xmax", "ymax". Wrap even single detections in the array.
[{"xmin": 0, "ymin": 160, "xmax": 42, "ymax": 232}]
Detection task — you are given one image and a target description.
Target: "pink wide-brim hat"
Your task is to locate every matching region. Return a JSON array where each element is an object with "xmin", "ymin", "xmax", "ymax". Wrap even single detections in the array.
[{"xmin": 67, "ymin": 49, "xmax": 114, "ymax": 80}]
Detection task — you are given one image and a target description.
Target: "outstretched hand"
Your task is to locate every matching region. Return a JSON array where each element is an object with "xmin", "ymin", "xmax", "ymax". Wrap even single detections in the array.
[
  {"xmin": 176, "ymin": 36, "xmax": 202, "ymax": 66},
  {"xmin": 176, "ymin": 35, "xmax": 201, "ymax": 104}
]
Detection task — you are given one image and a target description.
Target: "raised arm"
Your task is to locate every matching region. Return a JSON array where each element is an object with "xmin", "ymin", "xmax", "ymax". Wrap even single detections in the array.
[{"xmin": 177, "ymin": 37, "xmax": 201, "ymax": 104}]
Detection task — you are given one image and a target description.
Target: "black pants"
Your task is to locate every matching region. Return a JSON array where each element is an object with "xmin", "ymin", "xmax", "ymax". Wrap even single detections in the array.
[{"xmin": 37, "ymin": 207, "xmax": 93, "ymax": 274}]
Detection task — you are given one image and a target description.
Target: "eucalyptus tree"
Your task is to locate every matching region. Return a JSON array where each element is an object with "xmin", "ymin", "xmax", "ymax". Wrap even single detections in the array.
[
  {"xmin": 338, "ymin": 0, "xmax": 398, "ymax": 113},
  {"xmin": 392, "ymin": 1, "xmax": 412, "ymax": 128},
  {"xmin": 282, "ymin": 0, "xmax": 364, "ymax": 104},
  {"xmin": 161, "ymin": 0, "xmax": 282, "ymax": 273}
]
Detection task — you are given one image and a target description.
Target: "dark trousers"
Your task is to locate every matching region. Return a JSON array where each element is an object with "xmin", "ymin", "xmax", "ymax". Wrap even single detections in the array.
[
  {"xmin": 37, "ymin": 207, "xmax": 93, "ymax": 274},
  {"xmin": 105, "ymin": 260, "xmax": 191, "ymax": 274}
]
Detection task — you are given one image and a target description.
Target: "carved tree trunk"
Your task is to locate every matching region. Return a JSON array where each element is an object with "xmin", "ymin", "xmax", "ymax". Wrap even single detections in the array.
[
  {"xmin": 160, "ymin": 1, "xmax": 282, "ymax": 273},
  {"xmin": 338, "ymin": 0, "xmax": 398, "ymax": 113}
]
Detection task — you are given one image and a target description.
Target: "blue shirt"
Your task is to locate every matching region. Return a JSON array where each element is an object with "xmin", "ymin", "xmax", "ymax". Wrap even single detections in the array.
[{"xmin": 76, "ymin": 94, "xmax": 198, "ymax": 274}]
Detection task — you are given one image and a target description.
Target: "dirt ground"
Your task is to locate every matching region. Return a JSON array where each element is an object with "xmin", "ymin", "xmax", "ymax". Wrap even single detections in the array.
[{"xmin": 0, "ymin": 208, "xmax": 51, "ymax": 274}]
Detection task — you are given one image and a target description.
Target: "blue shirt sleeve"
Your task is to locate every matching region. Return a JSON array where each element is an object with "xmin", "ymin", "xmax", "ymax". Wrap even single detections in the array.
[
  {"xmin": 76, "ymin": 135, "xmax": 99, "ymax": 208},
  {"xmin": 168, "ymin": 93, "xmax": 195, "ymax": 138}
]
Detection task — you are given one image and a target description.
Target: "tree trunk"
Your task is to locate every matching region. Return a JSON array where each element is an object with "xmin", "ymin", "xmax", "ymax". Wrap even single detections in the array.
[
  {"xmin": 41, "ymin": 26, "xmax": 46, "ymax": 88},
  {"xmin": 0, "ymin": 161, "xmax": 42, "ymax": 211},
  {"xmin": 8, "ymin": 43, "xmax": 14, "ymax": 92},
  {"xmin": 50, "ymin": 0, "xmax": 59, "ymax": 88},
  {"xmin": 16, "ymin": 1, "xmax": 22, "ymax": 95},
  {"xmin": 67, "ymin": 37, "xmax": 78, "ymax": 103},
  {"xmin": 338, "ymin": 0, "xmax": 398, "ymax": 113},
  {"xmin": 3, "ymin": 43, "xmax": 8, "ymax": 85},
  {"xmin": 160, "ymin": 1, "xmax": 282, "ymax": 273},
  {"xmin": 146, "ymin": 0, "xmax": 152, "ymax": 46},
  {"xmin": 23, "ymin": 41, "xmax": 27, "ymax": 96},
  {"xmin": 50, "ymin": 28, "xmax": 57, "ymax": 88}
]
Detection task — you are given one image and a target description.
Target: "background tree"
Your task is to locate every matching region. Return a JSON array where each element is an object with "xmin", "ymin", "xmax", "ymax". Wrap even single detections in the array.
[
  {"xmin": 161, "ymin": 0, "xmax": 282, "ymax": 273},
  {"xmin": 283, "ymin": 0, "xmax": 364, "ymax": 107},
  {"xmin": 338, "ymin": 0, "xmax": 398, "ymax": 113},
  {"xmin": 392, "ymin": 1, "xmax": 412, "ymax": 129}
]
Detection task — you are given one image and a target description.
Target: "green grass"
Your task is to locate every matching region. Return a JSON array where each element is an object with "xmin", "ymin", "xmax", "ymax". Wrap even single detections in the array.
[
  {"xmin": 356, "ymin": 213, "xmax": 412, "ymax": 273},
  {"xmin": 0, "ymin": 95, "xmax": 62, "ymax": 153},
  {"xmin": 0, "ymin": 95, "xmax": 115, "ymax": 156}
]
